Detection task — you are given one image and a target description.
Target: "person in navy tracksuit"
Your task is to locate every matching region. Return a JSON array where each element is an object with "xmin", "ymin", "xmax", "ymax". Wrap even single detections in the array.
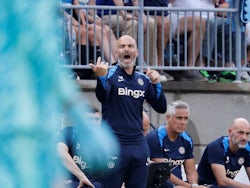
[
  {"xmin": 56, "ymin": 106, "xmax": 104, "ymax": 188},
  {"xmin": 197, "ymin": 118, "xmax": 250, "ymax": 187},
  {"xmin": 89, "ymin": 35, "xmax": 167, "ymax": 188},
  {"xmin": 146, "ymin": 100, "xmax": 202, "ymax": 188}
]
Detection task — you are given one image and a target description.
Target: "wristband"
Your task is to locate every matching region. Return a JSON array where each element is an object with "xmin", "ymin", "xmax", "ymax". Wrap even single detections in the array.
[{"xmin": 191, "ymin": 183, "xmax": 199, "ymax": 187}]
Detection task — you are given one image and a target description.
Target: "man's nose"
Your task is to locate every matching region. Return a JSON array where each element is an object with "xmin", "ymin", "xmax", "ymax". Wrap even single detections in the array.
[
  {"xmin": 180, "ymin": 118, "xmax": 188, "ymax": 124},
  {"xmin": 123, "ymin": 45, "xmax": 129, "ymax": 51},
  {"xmin": 241, "ymin": 133, "xmax": 249, "ymax": 141}
]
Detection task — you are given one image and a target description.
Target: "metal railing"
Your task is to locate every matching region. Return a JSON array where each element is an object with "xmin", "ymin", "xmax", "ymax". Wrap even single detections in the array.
[{"xmin": 59, "ymin": 2, "xmax": 250, "ymax": 81}]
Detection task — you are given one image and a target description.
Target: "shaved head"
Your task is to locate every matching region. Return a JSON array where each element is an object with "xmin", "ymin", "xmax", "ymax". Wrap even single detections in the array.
[
  {"xmin": 117, "ymin": 35, "xmax": 137, "ymax": 48},
  {"xmin": 231, "ymin": 118, "xmax": 250, "ymax": 129}
]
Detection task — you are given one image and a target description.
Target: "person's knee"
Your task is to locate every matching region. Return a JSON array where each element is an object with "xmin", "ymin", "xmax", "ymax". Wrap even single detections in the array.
[
  {"xmin": 194, "ymin": 17, "xmax": 206, "ymax": 32},
  {"xmin": 147, "ymin": 17, "xmax": 155, "ymax": 27}
]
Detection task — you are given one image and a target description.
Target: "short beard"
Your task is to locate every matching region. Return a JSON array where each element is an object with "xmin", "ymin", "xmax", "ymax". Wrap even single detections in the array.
[
  {"xmin": 231, "ymin": 136, "xmax": 246, "ymax": 149},
  {"xmin": 118, "ymin": 58, "xmax": 136, "ymax": 69}
]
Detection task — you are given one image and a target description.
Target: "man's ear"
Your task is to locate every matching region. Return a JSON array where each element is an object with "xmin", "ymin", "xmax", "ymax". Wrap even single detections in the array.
[
  {"xmin": 166, "ymin": 114, "xmax": 170, "ymax": 121},
  {"xmin": 228, "ymin": 128, "xmax": 232, "ymax": 136}
]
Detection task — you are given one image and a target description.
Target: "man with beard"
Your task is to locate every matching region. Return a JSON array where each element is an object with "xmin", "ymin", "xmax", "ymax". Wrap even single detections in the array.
[
  {"xmin": 197, "ymin": 118, "xmax": 250, "ymax": 187},
  {"xmin": 89, "ymin": 35, "xmax": 167, "ymax": 188}
]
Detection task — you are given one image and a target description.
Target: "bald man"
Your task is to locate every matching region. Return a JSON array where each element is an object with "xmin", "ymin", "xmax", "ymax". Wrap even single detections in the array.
[
  {"xmin": 197, "ymin": 118, "xmax": 250, "ymax": 187},
  {"xmin": 89, "ymin": 35, "xmax": 167, "ymax": 188}
]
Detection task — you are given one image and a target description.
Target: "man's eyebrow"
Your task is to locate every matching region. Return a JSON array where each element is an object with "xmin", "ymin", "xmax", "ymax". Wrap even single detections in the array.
[
  {"xmin": 237, "ymin": 130, "xmax": 250, "ymax": 134},
  {"xmin": 127, "ymin": 43, "xmax": 135, "ymax": 47}
]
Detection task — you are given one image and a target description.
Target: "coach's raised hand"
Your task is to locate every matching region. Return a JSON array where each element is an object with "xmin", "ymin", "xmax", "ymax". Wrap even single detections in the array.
[
  {"xmin": 89, "ymin": 57, "xmax": 109, "ymax": 77},
  {"xmin": 145, "ymin": 68, "xmax": 160, "ymax": 84}
]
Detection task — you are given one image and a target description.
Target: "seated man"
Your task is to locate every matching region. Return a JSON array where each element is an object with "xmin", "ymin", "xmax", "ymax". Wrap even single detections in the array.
[
  {"xmin": 197, "ymin": 118, "xmax": 250, "ymax": 187},
  {"xmin": 146, "ymin": 100, "xmax": 205, "ymax": 187},
  {"xmin": 56, "ymin": 105, "xmax": 104, "ymax": 188}
]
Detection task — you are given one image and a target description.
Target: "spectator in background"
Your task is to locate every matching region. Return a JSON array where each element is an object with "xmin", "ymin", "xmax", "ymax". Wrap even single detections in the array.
[
  {"xmin": 167, "ymin": 0, "xmax": 208, "ymax": 81},
  {"xmin": 89, "ymin": 35, "xmax": 167, "ymax": 188},
  {"xmin": 146, "ymin": 100, "xmax": 205, "ymax": 187},
  {"xmin": 61, "ymin": 0, "xmax": 98, "ymax": 79},
  {"xmin": 197, "ymin": 0, "xmax": 229, "ymax": 82},
  {"xmin": 61, "ymin": 4, "xmax": 93, "ymax": 65},
  {"xmin": 183, "ymin": 0, "xmax": 250, "ymax": 83},
  {"xmin": 77, "ymin": 0, "xmax": 118, "ymax": 64},
  {"xmin": 144, "ymin": 0, "xmax": 175, "ymax": 82},
  {"xmin": 215, "ymin": 0, "xmax": 250, "ymax": 82},
  {"xmin": 63, "ymin": 0, "xmax": 117, "ymax": 66},
  {"xmin": 96, "ymin": 0, "xmax": 159, "ymax": 76},
  {"xmin": 56, "ymin": 105, "xmax": 103, "ymax": 188},
  {"xmin": 197, "ymin": 118, "xmax": 250, "ymax": 187}
]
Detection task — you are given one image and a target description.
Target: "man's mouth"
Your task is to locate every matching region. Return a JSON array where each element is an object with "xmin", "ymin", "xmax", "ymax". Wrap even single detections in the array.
[{"xmin": 124, "ymin": 55, "xmax": 130, "ymax": 60}]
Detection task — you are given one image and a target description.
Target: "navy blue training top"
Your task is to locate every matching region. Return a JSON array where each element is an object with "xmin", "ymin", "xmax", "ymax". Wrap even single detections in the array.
[
  {"xmin": 57, "ymin": 126, "xmax": 105, "ymax": 182},
  {"xmin": 146, "ymin": 125, "xmax": 194, "ymax": 179},
  {"xmin": 96, "ymin": 65, "xmax": 167, "ymax": 144},
  {"xmin": 197, "ymin": 136, "xmax": 250, "ymax": 185}
]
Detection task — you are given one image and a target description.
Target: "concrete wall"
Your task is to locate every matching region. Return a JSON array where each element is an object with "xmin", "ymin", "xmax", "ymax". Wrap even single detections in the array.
[{"xmin": 77, "ymin": 80, "xmax": 250, "ymax": 163}]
